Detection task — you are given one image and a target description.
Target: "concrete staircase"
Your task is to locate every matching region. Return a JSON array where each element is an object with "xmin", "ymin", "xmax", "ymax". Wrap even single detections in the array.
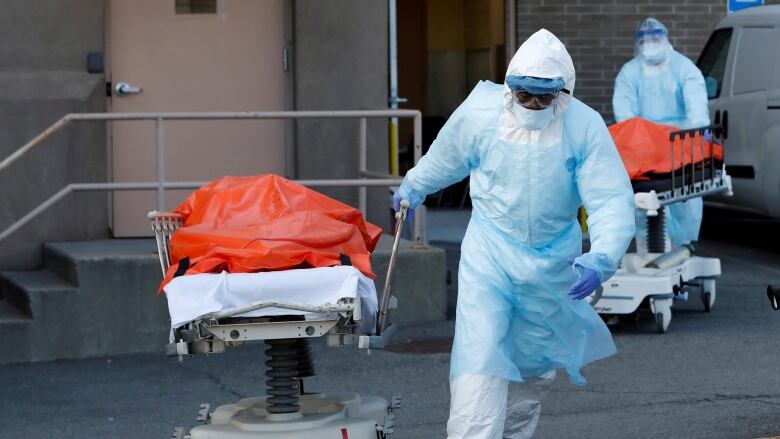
[
  {"xmin": 0, "ymin": 236, "xmax": 446, "ymax": 364},
  {"xmin": 0, "ymin": 240, "xmax": 168, "ymax": 364}
]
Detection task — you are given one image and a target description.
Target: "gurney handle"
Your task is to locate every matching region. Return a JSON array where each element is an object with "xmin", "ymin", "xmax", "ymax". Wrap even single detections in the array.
[{"xmin": 377, "ymin": 200, "xmax": 409, "ymax": 335}]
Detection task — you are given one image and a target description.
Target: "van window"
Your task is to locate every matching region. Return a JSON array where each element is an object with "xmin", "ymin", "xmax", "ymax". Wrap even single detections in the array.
[
  {"xmin": 732, "ymin": 27, "xmax": 776, "ymax": 95},
  {"xmin": 697, "ymin": 28, "xmax": 732, "ymax": 99}
]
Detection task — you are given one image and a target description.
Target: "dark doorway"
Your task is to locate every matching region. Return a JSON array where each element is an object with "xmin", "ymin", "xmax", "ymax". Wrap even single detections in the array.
[{"xmin": 397, "ymin": 0, "xmax": 507, "ymax": 208}]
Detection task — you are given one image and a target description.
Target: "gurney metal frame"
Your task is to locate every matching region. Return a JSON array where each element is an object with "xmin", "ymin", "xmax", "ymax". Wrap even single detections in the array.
[
  {"xmin": 149, "ymin": 204, "xmax": 410, "ymax": 438},
  {"xmin": 147, "ymin": 208, "xmax": 404, "ymax": 356},
  {"xmin": 149, "ymin": 210, "xmax": 361, "ymax": 356},
  {"xmin": 633, "ymin": 126, "xmax": 733, "ymax": 215},
  {"xmin": 592, "ymin": 125, "xmax": 733, "ymax": 333}
]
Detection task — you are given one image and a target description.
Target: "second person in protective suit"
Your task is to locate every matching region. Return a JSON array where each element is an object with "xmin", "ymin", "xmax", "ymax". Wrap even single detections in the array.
[
  {"xmin": 393, "ymin": 29, "xmax": 636, "ymax": 438},
  {"xmin": 612, "ymin": 17, "xmax": 710, "ymax": 249}
]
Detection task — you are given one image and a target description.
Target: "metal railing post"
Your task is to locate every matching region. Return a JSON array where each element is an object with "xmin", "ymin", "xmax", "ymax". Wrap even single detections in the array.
[
  {"xmin": 412, "ymin": 113, "xmax": 423, "ymax": 246},
  {"xmin": 358, "ymin": 117, "xmax": 367, "ymax": 216},
  {"xmin": 155, "ymin": 117, "xmax": 165, "ymax": 211}
]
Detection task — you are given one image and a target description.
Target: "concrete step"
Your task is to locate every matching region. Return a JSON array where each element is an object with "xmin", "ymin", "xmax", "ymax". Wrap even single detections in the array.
[
  {"xmin": 0, "ymin": 240, "xmax": 169, "ymax": 365},
  {"xmin": 0, "ymin": 270, "xmax": 82, "ymax": 363},
  {"xmin": 43, "ymin": 239, "xmax": 160, "ymax": 286},
  {"xmin": 0, "ymin": 299, "xmax": 32, "ymax": 363},
  {"xmin": 42, "ymin": 240, "xmax": 169, "ymax": 358},
  {"xmin": 0, "ymin": 270, "xmax": 76, "ymax": 364},
  {"xmin": 42, "ymin": 244, "xmax": 80, "ymax": 286},
  {"xmin": 0, "ymin": 299, "xmax": 31, "ymax": 323},
  {"xmin": 0, "ymin": 269, "xmax": 84, "ymax": 362},
  {"xmin": 0, "ymin": 270, "xmax": 77, "ymax": 317}
]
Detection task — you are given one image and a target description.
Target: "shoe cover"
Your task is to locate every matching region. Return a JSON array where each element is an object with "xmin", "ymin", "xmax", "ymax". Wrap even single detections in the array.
[
  {"xmin": 504, "ymin": 370, "xmax": 556, "ymax": 438},
  {"xmin": 447, "ymin": 374, "xmax": 509, "ymax": 439},
  {"xmin": 446, "ymin": 371, "xmax": 556, "ymax": 439}
]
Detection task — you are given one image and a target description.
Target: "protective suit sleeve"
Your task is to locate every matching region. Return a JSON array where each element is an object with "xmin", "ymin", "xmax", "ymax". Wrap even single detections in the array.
[
  {"xmin": 398, "ymin": 84, "xmax": 488, "ymax": 207},
  {"xmin": 573, "ymin": 120, "xmax": 636, "ymax": 282},
  {"xmin": 680, "ymin": 61, "xmax": 710, "ymax": 129},
  {"xmin": 612, "ymin": 64, "xmax": 639, "ymax": 123}
]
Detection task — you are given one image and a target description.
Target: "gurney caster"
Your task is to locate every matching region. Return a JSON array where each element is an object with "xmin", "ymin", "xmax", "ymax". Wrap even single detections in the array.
[
  {"xmin": 650, "ymin": 296, "xmax": 672, "ymax": 333},
  {"xmin": 701, "ymin": 279, "xmax": 716, "ymax": 312}
]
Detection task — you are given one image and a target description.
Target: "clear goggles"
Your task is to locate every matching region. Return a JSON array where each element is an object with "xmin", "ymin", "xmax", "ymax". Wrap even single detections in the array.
[
  {"xmin": 514, "ymin": 89, "xmax": 560, "ymax": 109},
  {"xmin": 635, "ymin": 28, "xmax": 667, "ymax": 46}
]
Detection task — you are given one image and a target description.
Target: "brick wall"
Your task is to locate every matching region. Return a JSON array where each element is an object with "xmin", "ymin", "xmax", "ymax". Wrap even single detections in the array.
[{"xmin": 515, "ymin": 0, "xmax": 780, "ymax": 121}]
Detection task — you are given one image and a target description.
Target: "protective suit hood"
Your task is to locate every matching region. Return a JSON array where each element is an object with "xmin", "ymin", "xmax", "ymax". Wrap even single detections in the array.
[{"xmin": 504, "ymin": 29, "xmax": 576, "ymax": 118}]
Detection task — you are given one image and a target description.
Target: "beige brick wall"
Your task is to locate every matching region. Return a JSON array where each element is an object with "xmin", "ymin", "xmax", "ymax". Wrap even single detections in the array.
[{"xmin": 515, "ymin": 0, "xmax": 780, "ymax": 121}]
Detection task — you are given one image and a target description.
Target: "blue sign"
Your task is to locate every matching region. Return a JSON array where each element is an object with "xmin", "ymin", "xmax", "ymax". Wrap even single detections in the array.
[{"xmin": 729, "ymin": 0, "xmax": 764, "ymax": 13}]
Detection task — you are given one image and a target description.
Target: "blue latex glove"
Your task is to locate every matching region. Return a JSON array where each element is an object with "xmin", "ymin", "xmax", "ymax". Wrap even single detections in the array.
[
  {"xmin": 567, "ymin": 259, "xmax": 601, "ymax": 300},
  {"xmin": 392, "ymin": 191, "xmax": 414, "ymax": 222},
  {"xmin": 703, "ymin": 129, "xmax": 712, "ymax": 143}
]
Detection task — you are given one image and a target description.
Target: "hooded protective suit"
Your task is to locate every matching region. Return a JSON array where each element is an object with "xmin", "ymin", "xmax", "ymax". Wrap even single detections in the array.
[
  {"xmin": 613, "ymin": 18, "xmax": 710, "ymax": 248},
  {"xmin": 398, "ymin": 29, "xmax": 635, "ymax": 438}
]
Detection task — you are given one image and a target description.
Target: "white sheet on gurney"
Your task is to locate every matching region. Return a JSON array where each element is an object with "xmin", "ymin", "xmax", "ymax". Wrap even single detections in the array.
[{"xmin": 164, "ymin": 266, "xmax": 377, "ymax": 332}]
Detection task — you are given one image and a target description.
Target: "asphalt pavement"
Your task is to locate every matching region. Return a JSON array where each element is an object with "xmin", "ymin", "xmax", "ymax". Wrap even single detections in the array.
[{"xmin": 0, "ymin": 208, "xmax": 778, "ymax": 438}]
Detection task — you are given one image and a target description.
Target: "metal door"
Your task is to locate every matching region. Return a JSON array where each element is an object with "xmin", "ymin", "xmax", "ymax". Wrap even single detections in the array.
[{"xmin": 109, "ymin": 0, "xmax": 286, "ymax": 235}]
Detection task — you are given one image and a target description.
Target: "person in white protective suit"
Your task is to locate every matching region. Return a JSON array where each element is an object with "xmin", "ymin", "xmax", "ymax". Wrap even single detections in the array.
[
  {"xmin": 392, "ymin": 29, "xmax": 636, "ymax": 438},
  {"xmin": 613, "ymin": 18, "xmax": 710, "ymax": 249}
]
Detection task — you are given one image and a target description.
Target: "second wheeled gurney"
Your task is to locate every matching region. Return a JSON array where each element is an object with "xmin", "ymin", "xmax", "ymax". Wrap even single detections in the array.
[{"xmin": 589, "ymin": 120, "xmax": 733, "ymax": 333}]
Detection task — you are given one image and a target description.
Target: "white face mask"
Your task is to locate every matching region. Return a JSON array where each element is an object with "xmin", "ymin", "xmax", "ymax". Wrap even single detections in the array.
[
  {"xmin": 641, "ymin": 42, "xmax": 666, "ymax": 65},
  {"xmin": 510, "ymin": 102, "xmax": 555, "ymax": 130}
]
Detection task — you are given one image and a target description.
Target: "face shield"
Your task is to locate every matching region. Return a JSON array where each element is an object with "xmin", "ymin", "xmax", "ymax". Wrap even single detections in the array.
[{"xmin": 635, "ymin": 20, "xmax": 670, "ymax": 65}]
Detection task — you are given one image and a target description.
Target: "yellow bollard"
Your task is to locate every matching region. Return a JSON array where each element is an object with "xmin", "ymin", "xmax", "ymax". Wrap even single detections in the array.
[{"xmin": 578, "ymin": 206, "xmax": 588, "ymax": 233}]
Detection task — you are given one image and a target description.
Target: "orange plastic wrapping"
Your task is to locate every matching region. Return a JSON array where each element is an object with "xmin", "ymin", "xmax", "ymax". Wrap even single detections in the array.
[
  {"xmin": 158, "ymin": 174, "xmax": 382, "ymax": 293},
  {"xmin": 608, "ymin": 117, "xmax": 723, "ymax": 180}
]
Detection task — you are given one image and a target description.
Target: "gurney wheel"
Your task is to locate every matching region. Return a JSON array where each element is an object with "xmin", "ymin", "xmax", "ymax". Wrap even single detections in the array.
[
  {"xmin": 655, "ymin": 312, "xmax": 669, "ymax": 334},
  {"xmin": 701, "ymin": 279, "xmax": 716, "ymax": 312}
]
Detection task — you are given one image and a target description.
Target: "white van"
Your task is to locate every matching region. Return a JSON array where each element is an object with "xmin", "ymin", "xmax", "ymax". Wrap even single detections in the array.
[{"xmin": 696, "ymin": 5, "xmax": 780, "ymax": 217}]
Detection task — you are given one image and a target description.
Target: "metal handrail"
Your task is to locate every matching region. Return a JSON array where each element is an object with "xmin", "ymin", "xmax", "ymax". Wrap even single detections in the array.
[{"xmin": 0, "ymin": 110, "xmax": 423, "ymax": 244}]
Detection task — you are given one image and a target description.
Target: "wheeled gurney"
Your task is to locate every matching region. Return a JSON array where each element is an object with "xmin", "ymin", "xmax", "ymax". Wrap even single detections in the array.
[
  {"xmin": 149, "ymin": 201, "xmax": 410, "ymax": 438},
  {"xmin": 589, "ymin": 124, "xmax": 733, "ymax": 333}
]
